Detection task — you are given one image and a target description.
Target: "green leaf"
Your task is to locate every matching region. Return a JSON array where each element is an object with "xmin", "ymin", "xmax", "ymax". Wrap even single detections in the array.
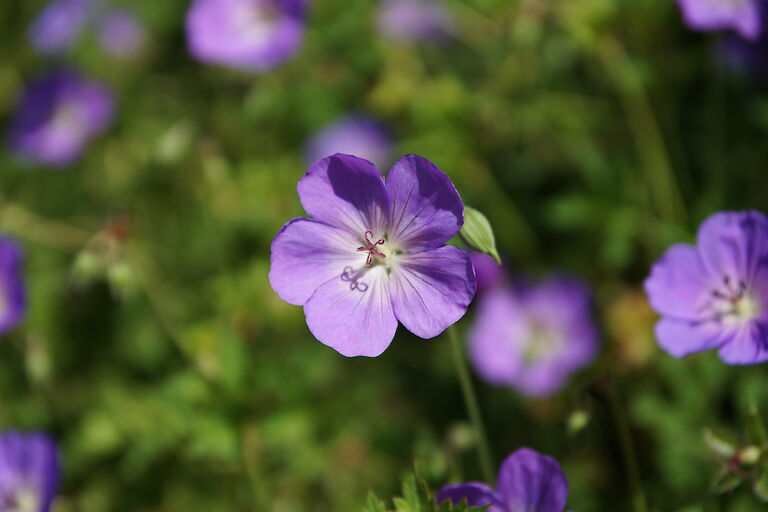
[
  {"xmin": 459, "ymin": 207, "xmax": 501, "ymax": 264},
  {"xmin": 402, "ymin": 474, "xmax": 421, "ymax": 507},
  {"xmin": 364, "ymin": 471, "xmax": 489, "ymax": 512},
  {"xmin": 365, "ymin": 491, "xmax": 389, "ymax": 512}
]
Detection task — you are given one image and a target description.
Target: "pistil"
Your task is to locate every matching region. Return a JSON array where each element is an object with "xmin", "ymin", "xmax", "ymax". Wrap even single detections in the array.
[{"xmin": 357, "ymin": 230, "xmax": 386, "ymax": 267}]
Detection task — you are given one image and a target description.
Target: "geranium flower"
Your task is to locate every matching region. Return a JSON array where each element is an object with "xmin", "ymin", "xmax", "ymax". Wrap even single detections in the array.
[
  {"xmin": 677, "ymin": 0, "xmax": 762, "ymax": 40},
  {"xmin": 28, "ymin": 0, "xmax": 93, "ymax": 55},
  {"xmin": 8, "ymin": 70, "xmax": 114, "ymax": 168},
  {"xmin": 645, "ymin": 210, "xmax": 768, "ymax": 364},
  {"xmin": 269, "ymin": 154, "xmax": 476, "ymax": 357},
  {"xmin": 186, "ymin": 0, "xmax": 306, "ymax": 72},
  {"xmin": 437, "ymin": 447, "xmax": 569, "ymax": 512},
  {"xmin": 98, "ymin": 9, "xmax": 147, "ymax": 59},
  {"xmin": 0, "ymin": 237, "xmax": 26, "ymax": 335},
  {"xmin": 0, "ymin": 431, "xmax": 59, "ymax": 512},
  {"xmin": 468, "ymin": 276, "xmax": 597, "ymax": 397},
  {"xmin": 377, "ymin": 0, "xmax": 455, "ymax": 44},
  {"xmin": 305, "ymin": 115, "xmax": 393, "ymax": 171}
]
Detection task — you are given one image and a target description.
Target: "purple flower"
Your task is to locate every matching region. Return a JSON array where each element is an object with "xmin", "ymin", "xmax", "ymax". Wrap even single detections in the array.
[
  {"xmin": 28, "ymin": 0, "xmax": 93, "ymax": 54},
  {"xmin": 305, "ymin": 115, "xmax": 394, "ymax": 171},
  {"xmin": 8, "ymin": 70, "xmax": 114, "ymax": 168},
  {"xmin": 98, "ymin": 9, "xmax": 147, "ymax": 59},
  {"xmin": 269, "ymin": 153, "xmax": 476, "ymax": 357},
  {"xmin": 677, "ymin": 0, "xmax": 763, "ymax": 40},
  {"xmin": 0, "ymin": 431, "xmax": 59, "ymax": 512},
  {"xmin": 0, "ymin": 238, "xmax": 26, "ymax": 336},
  {"xmin": 186, "ymin": 0, "xmax": 306, "ymax": 72},
  {"xmin": 437, "ymin": 447, "xmax": 569, "ymax": 512},
  {"xmin": 468, "ymin": 276, "xmax": 598, "ymax": 397},
  {"xmin": 644, "ymin": 211, "xmax": 768, "ymax": 365},
  {"xmin": 377, "ymin": 0, "xmax": 455, "ymax": 43},
  {"xmin": 470, "ymin": 252, "xmax": 505, "ymax": 293}
]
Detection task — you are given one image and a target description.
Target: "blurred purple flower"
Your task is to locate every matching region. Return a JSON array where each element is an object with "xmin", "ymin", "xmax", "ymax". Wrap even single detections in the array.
[
  {"xmin": 717, "ymin": 31, "xmax": 768, "ymax": 81},
  {"xmin": 0, "ymin": 431, "xmax": 59, "ymax": 512},
  {"xmin": 468, "ymin": 276, "xmax": 597, "ymax": 397},
  {"xmin": 98, "ymin": 9, "xmax": 147, "ymax": 59},
  {"xmin": 677, "ymin": 0, "xmax": 763, "ymax": 40},
  {"xmin": 9, "ymin": 70, "xmax": 114, "ymax": 168},
  {"xmin": 28, "ymin": 0, "xmax": 93, "ymax": 54},
  {"xmin": 0, "ymin": 238, "xmax": 25, "ymax": 336},
  {"xmin": 269, "ymin": 154, "xmax": 476, "ymax": 357},
  {"xmin": 470, "ymin": 252, "xmax": 505, "ymax": 293},
  {"xmin": 645, "ymin": 211, "xmax": 768, "ymax": 365},
  {"xmin": 186, "ymin": 0, "xmax": 306, "ymax": 72},
  {"xmin": 437, "ymin": 447, "xmax": 569, "ymax": 512},
  {"xmin": 377, "ymin": 0, "xmax": 455, "ymax": 43},
  {"xmin": 305, "ymin": 115, "xmax": 393, "ymax": 171}
]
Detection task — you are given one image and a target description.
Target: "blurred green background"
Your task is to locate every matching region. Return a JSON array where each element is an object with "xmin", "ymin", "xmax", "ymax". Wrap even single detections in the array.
[{"xmin": 2, "ymin": 0, "xmax": 768, "ymax": 510}]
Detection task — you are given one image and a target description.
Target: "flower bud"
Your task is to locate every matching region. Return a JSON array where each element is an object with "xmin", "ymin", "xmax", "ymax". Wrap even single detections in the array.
[{"xmin": 460, "ymin": 206, "xmax": 501, "ymax": 264}]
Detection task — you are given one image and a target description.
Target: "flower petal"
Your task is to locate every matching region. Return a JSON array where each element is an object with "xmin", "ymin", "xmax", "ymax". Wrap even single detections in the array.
[
  {"xmin": 496, "ymin": 447, "xmax": 568, "ymax": 512},
  {"xmin": 269, "ymin": 218, "xmax": 363, "ymax": 306},
  {"xmin": 304, "ymin": 265, "xmax": 397, "ymax": 357},
  {"xmin": 389, "ymin": 245, "xmax": 475, "ymax": 339},
  {"xmin": 0, "ymin": 238, "xmax": 25, "ymax": 335},
  {"xmin": 471, "ymin": 251, "xmax": 505, "ymax": 292},
  {"xmin": 468, "ymin": 288, "xmax": 529, "ymax": 386},
  {"xmin": 654, "ymin": 318, "xmax": 727, "ymax": 358},
  {"xmin": 186, "ymin": 0, "xmax": 305, "ymax": 72},
  {"xmin": 305, "ymin": 115, "xmax": 393, "ymax": 171},
  {"xmin": 468, "ymin": 278, "xmax": 596, "ymax": 398},
  {"xmin": 385, "ymin": 154, "xmax": 463, "ymax": 251},
  {"xmin": 436, "ymin": 482, "xmax": 506, "ymax": 511},
  {"xmin": 0, "ymin": 432, "xmax": 59, "ymax": 512},
  {"xmin": 298, "ymin": 154, "xmax": 391, "ymax": 235},
  {"xmin": 718, "ymin": 321, "xmax": 768, "ymax": 365},
  {"xmin": 696, "ymin": 211, "xmax": 768, "ymax": 285},
  {"xmin": 28, "ymin": 0, "xmax": 91, "ymax": 54},
  {"xmin": 644, "ymin": 244, "xmax": 713, "ymax": 320},
  {"xmin": 677, "ymin": 0, "xmax": 761, "ymax": 40}
]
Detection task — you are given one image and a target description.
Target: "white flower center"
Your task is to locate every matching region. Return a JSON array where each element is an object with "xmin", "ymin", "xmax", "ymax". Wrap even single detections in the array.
[
  {"xmin": 234, "ymin": 1, "xmax": 278, "ymax": 47},
  {"xmin": 1, "ymin": 489, "xmax": 40, "ymax": 512},
  {"xmin": 732, "ymin": 294, "xmax": 760, "ymax": 323},
  {"xmin": 50, "ymin": 102, "xmax": 84, "ymax": 136},
  {"xmin": 706, "ymin": 275, "xmax": 762, "ymax": 327},
  {"xmin": 522, "ymin": 321, "xmax": 562, "ymax": 364}
]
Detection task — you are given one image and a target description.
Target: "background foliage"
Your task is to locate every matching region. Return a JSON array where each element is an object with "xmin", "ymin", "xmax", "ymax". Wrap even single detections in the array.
[{"xmin": 2, "ymin": 0, "xmax": 768, "ymax": 510}]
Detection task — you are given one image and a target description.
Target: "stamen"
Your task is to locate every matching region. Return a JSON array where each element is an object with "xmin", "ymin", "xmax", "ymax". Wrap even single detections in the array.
[
  {"xmin": 357, "ymin": 230, "xmax": 386, "ymax": 267},
  {"xmin": 722, "ymin": 276, "xmax": 745, "ymax": 299},
  {"xmin": 703, "ymin": 274, "xmax": 759, "ymax": 324}
]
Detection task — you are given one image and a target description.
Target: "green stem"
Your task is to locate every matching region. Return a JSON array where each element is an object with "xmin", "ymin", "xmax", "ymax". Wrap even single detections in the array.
[
  {"xmin": 0, "ymin": 200, "xmax": 91, "ymax": 251},
  {"xmin": 447, "ymin": 325, "xmax": 494, "ymax": 484},
  {"xmin": 608, "ymin": 381, "xmax": 647, "ymax": 512}
]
